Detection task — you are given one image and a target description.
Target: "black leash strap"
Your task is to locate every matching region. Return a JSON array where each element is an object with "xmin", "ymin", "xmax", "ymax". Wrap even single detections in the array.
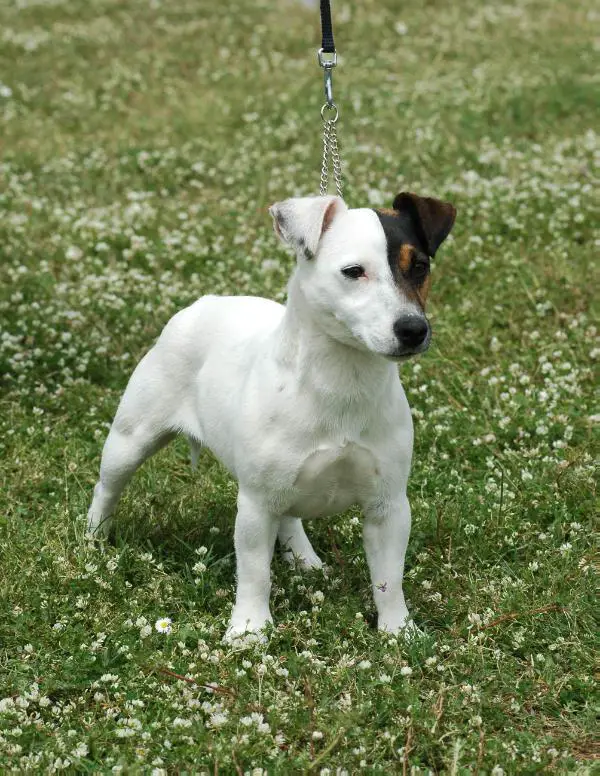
[{"xmin": 320, "ymin": 0, "xmax": 335, "ymax": 54}]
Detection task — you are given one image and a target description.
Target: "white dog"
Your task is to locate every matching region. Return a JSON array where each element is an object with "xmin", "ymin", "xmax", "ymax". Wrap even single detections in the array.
[{"xmin": 87, "ymin": 192, "xmax": 456, "ymax": 640}]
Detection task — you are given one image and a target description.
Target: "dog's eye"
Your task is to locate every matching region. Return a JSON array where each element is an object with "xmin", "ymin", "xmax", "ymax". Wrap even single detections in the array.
[
  {"xmin": 341, "ymin": 265, "xmax": 366, "ymax": 279},
  {"xmin": 411, "ymin": 258, "xmax": 430, "ymax": 282}
]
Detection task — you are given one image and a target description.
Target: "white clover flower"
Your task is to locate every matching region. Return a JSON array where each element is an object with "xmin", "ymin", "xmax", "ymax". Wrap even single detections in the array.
[
  {"xmin": 366, "ymin": 188, "xmax": 385, "ymax": 206},
  {"xmin": 115, "ymin": 727, "xmax": 136, "ymax": 738},
  {"xmin": 400, "ymin": 666, "xmax": 413, "ymax": 677},
  {"xmin": 0, "ymin": 698, "xmax": 15, "ymax": 712},
  {"xmin": 100, "ymin": 673, "xmax": 118, "ymax": 683},
  {"xmin": 312, "ymin": 730, "xmax": 324, "ymax": 740},
  {"xmin": 357, "ymin": 660, "xmax": 372, "ymax": 670},
  {"xmin": 66, "ymin": 246, "xmax": 83, "ymax": 261},
  {"xmin": 140, "ymin": 625, "xmax": 152, "ymax": 639},
  {"xmin": 172, "ymin": 717, "xmax": 192, "ymax": 728},
  {"xmin": 155, "ymin": 617, "xmax": 172, "ymax": 634},
  {"xmin": 207, "ymin": 711, "xmax": 228, "ymax": 728},
  {"xmin": 192, "ymin": 561, "xmax": 207, "ymax": 574},
  {"xmin": 72, "ymin": 742, "xmax": 88, "ymax": 758}
]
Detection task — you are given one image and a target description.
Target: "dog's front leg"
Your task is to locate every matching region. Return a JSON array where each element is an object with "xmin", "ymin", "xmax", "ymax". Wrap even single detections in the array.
[
  {"xmin": 363, "ymin": 495, "xmax": 412, "ymax": 633},
  {"xmin": 224, "ymin": 490, "xmax": 279, "ymax": 642}
]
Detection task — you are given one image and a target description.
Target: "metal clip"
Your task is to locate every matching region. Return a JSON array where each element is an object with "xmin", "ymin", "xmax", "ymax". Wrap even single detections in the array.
[{"xmin": 317, "ymin": 48, "xmax": 337, "ymax": 107}]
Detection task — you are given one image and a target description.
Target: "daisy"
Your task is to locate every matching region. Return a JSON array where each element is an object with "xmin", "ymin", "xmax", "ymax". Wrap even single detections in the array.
[{"xmin": 155, "ymin": 617, "xmax": 172, "ymax": 634}]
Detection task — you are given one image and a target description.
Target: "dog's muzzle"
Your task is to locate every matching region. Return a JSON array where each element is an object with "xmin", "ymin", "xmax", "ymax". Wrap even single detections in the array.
[{"xmin": 390, "ymin": 315, "xmax": 431, "ymax": 359}]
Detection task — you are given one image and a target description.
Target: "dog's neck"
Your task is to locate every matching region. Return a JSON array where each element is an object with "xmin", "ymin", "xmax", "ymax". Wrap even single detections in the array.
[{"xmin": 272, "ymin": 274, "xmax": 395, "ymax": 406}]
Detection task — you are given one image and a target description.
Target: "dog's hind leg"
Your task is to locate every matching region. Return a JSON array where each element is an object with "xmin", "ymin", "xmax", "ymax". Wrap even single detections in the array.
[
  {"xmin": 87, "ymin": 351, "xmax": 177, "ymax": 537},
  {"xmin": 278, "ymin": 517, "xmax": 323, "ymax": 570},
  {"xmin": 87, "ymin": 422, "xmax": 175, "ymax": 537}
]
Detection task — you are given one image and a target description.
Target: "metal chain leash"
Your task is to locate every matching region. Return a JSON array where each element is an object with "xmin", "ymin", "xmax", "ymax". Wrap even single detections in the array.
[
  {"xmin": 327, "ymin": 110, "xmax": 343, "ymax": 197},
  {"xmin": 319, "ymin": 104, "xmax": 343, "ymax": 197},
  {"xmin": 317, "ymin": 5, "xmax": 343, "ymax": 199}
]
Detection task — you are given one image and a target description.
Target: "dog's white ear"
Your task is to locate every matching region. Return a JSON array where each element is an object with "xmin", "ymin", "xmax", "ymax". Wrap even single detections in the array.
[{"xmin": 269, "ymin": 196, "xmax": 347, "ymax": 259}]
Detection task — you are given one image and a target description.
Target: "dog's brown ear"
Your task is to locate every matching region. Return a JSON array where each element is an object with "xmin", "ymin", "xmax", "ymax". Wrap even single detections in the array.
[
  {"xmin": 392, "ymin": 192, "xmax": 456, "ymax": 258},
  {"xmin": 269, "ymin": 196, "xmax": 347, "ymax": 260}
]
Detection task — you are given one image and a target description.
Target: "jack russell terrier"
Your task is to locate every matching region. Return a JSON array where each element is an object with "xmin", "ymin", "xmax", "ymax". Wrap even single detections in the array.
[{"xmin": 87, "ymin": 192, "xmax": 457, "ymax": 641}]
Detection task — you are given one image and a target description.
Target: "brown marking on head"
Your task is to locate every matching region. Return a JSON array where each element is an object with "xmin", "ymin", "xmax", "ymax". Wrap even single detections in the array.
[
  {"xmin": 416, "ymin": 275, "xmax": 432, "ymax": 308},
  {"xmin": 398, "ymin": 244, "xmax": 415, "ymax": 273},
  {"xmin": 399, "ymin": 273, "xmax": 429, "ymax": 311}
]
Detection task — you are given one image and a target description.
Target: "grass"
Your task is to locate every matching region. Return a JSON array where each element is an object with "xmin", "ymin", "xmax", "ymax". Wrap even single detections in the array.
[{"xmin": 0, "ymin": 0, "xmax": 598, "ymax": 772}]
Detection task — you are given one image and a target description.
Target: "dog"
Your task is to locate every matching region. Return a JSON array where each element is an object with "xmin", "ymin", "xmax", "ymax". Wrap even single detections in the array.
[{"xmin": 87, "ymin": 192, "xmax": 456, "ymax": 641}]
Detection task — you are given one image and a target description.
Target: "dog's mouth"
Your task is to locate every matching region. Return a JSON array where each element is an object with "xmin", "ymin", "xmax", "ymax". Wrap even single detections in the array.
[{"xmin": 385, "ymin": 333, "xmax": 432, "ymax": 362}]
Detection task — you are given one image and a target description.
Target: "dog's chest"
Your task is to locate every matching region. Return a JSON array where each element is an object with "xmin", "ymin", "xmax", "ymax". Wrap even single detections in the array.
[{"xmin": 288, "ymin": 442, "xmax": 379, "ymax": 520}]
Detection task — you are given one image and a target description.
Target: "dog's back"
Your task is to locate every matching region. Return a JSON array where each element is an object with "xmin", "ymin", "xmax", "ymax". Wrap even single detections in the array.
[{"xmin": 157, "ymin": 294, "xmax": 284, "ymax": 370}]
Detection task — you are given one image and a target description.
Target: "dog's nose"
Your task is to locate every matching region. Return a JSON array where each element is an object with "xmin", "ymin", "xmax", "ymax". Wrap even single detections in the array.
[{"xmin": 393, "ymin": 316, "xmax": 429, "ymax": 349}]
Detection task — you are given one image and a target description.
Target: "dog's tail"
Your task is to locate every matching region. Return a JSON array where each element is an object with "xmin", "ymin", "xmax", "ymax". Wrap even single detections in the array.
[{"xmin": 188, "ymin": 438, "xmax": 202, "ymax": 471}]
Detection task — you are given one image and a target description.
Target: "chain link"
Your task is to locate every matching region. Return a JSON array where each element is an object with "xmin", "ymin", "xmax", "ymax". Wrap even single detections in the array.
[
  {"xmin": 319, "ymin": 107, "xmax": 343, "ymax": 198},
  {"xmin": 328, "ymin": 119, "xmax": 343, "ymax": 197},
  {"xmin": 319, "ymin": 118, "xmax": 331, "ymax": 196}
]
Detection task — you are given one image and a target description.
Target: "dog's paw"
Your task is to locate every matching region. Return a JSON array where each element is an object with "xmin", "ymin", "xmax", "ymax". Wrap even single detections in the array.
[
  {"xmin": 378, "ymin": 617, "xmax": 423, "ymax": 640},
  {"xmin": 85, "ymin": 511, "xmax": 112, "ymax": 539},
  {"xmin": 281, "ymin": 549, "xmax": 324, "ymax": 571},
  {"xmin": 223, "ymin": 609, "xmax": 273, "ymax": 645}
]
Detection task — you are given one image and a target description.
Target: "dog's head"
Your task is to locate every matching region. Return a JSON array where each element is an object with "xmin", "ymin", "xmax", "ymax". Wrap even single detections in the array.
[{"xmin": 269, "ymin": 192, "xmax": 456, "ymax": 360}]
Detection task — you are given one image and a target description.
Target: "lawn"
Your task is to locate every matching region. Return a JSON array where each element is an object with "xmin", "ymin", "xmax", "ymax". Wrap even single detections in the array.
[{"xmin": 0, "ymin": 0, "xmax": 598, "ymax": 772}]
